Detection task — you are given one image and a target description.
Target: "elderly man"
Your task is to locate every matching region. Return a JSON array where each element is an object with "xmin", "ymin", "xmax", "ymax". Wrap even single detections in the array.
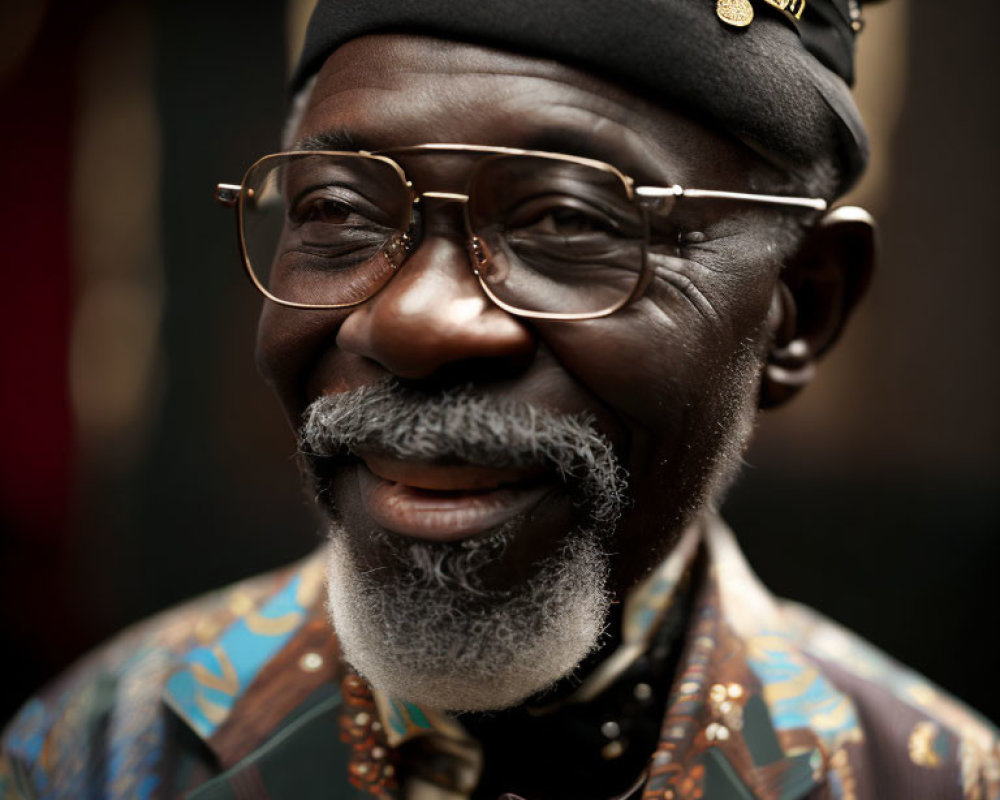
[{"xmin": 3, "ymin": 1, "xmax": 998, "ymax": 798}]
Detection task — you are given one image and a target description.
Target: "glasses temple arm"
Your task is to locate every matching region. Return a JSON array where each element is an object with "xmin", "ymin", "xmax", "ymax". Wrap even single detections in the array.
[
  {"xmin": 215, "ymin": 183, "xmax": 242, "ymax": 207},
  {"xmin": 635, "ymin": 184, "xmax": 828, "ymax": 212}
]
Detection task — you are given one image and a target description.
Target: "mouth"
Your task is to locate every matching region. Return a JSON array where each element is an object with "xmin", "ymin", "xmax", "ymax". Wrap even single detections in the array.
[{"xmin": 353, "ymin": 452, "xmax": 554, "ymax": 542}]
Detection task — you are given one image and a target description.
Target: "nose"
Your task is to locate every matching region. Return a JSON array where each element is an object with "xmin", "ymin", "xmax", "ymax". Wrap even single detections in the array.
[{"xmin": 335, "ymin": 201, "xmax": 536, "ymax": 381}]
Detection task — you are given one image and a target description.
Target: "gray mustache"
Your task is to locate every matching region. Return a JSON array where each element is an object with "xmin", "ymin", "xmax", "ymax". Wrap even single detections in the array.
[{"xmin": 298, "ymin": 379, "xmax": 628, "ymax": 525}]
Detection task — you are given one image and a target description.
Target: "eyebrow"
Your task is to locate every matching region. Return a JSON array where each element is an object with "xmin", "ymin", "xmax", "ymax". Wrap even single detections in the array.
[
  {"xmin": 291, "ymin": 127, "xmax": 669, "ymax": 185},
  {"xmin": 520, "ymin": 129, "xmax": 620, "ymax": 163},
  {"xmin": 293, "ymin": 129, "xmax": 365, "ymax": 152},
  {"xmin": 520, "ymin": 128, "xmax": 667, "ymax": 182},
  {"xmin": 296, "ymin": 127, "xmax": 627, "ymax": 162}
]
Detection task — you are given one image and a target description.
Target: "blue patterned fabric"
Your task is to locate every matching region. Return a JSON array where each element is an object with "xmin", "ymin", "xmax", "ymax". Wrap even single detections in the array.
[{"xmin": 164, "ymin": 570, "xmax": 315, "ymax": 738}]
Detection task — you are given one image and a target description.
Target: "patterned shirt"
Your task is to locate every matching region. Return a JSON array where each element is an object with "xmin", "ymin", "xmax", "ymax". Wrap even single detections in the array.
[{"xmin": 2, "ymin": 517, "xmax": 998, "ymax": 800}]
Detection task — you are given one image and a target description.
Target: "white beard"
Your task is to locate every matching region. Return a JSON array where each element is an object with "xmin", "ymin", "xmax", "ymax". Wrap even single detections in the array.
[
  {"xmin": 305, "ymin": 354, "xmax": 761, "ymax": 712},
  {"xmin": 325, "ymin": 522, "xmax": 610, "ymax": 712}
]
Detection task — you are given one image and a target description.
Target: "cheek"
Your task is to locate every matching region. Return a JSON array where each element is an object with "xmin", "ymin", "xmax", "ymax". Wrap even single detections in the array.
[
  {"xmin": 540, "ymin": 298, "xmax": 770, "ymax": 593},
  {"xmin": 536, "ymin": 273, "xmax": 774, "ymax": 465},
  {"xmin": 255, "ymin": 303, "xmax": 346, "ymax": 424},
  {"xmin": 537, "ymin": 317, "xmax": 680, "ymax": 484}
]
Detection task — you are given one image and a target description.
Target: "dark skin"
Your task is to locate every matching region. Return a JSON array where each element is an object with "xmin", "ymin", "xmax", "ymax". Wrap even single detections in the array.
[{"xmin": 256, "ymin": 34, "xmax": 875, "ymax": 799}]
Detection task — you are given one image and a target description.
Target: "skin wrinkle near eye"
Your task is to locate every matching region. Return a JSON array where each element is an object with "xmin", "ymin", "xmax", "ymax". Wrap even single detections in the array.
[
  {"xmin": 651, "ymin": 261, "xmax": 724, "ymax": 325},
  {"xmin": 644, "ymin": 212, "xmax": 795, "ymax": 337},
  {"xmin": 677, "ymin": 210, "xmax": 801, "ymax": 277},
  {"xmin": 647, "ymin": 218, "xmax": 781, "ymax": 321}
]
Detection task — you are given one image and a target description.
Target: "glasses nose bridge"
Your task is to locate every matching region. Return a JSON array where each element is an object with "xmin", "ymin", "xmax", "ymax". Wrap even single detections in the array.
[
  {"xmin": 405, "ymin": 190, "xmax": 487, "ymax": 282},
  {"xmin": 418, "ymin": 190, "xmax": 470, "ymax": 204}
]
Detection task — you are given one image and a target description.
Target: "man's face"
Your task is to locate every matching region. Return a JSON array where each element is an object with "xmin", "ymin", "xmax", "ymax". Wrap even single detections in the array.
[{"xmin": 257, "ymin": 35, "xmax": 791, "ymax": 707}]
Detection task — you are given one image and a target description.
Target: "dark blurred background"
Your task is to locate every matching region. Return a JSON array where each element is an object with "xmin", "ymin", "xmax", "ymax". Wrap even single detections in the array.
[{"xmin": 1, "ymin": 0, "xmax": 997, "ymax": 725}]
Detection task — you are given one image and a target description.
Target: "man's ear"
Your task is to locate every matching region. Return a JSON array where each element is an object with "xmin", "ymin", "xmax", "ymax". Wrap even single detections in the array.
[{"xmin": 759, "ymin": 206, "xmax": 877, "ymax": 409}]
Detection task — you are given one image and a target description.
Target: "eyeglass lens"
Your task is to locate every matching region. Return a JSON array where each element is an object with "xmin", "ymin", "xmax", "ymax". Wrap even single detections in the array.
[
  {"xmin": 242, "ymin": 153, "xmax": 411, "ymax": 307},
  {"xmin": 240, "ymin": 152, "xmax": 648, "ymax": 315},
  {"xmin": 468, "ymin": 155, "xmax": 646, "ymax": 316}
]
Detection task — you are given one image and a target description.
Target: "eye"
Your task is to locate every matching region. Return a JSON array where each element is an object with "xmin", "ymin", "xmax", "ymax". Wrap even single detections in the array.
[
  {"xmin": 296, "ymin": 197, "xmax": 353, "ymax": 225},
  {"xmin": 508, "ymin": 197, "xmax": 623, "ymax": 238},
  {"xmin": 289, "ymin": 188, "xmax": 376, "ymax": 229},
  {"xmin": 280, "ymin": 184, "xmax": 400, "ymax": 264}
]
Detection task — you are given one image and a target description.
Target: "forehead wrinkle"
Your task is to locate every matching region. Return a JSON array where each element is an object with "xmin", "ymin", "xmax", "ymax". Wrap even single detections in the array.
[
  {"xmin": 310, "ymin": 71, "xmax": 612, "ymax": 119},
  {"xmin": 312, "ymin": 37, "xmax": 666, "ymax": 136},
  {"xmin": 532, "ymin": 101, "xmax": 688, "ymax": 183},
  {"xmin": 309, "ymin": 63, "xmax": 762, "ymax": 191},
  {"xmin": 317, "ymin": 33, "xmax": 623, "ymax": 93},
  {"xmin": 314, "ymin": 56, "xmax": 613, "ymax": 115},
  {"xmin": 311, "ymin": 35, "xmax": 790, "ymax": 190},
  {"xmin": 306, "ymin": 77, "xmax": 692, "ymax": 180}
]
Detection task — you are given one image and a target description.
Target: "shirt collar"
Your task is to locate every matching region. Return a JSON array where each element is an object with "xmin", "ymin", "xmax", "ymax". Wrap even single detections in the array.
[
  {"xmin": 639, "ymin": 517, "xmax": 863, "ymax": 800},
  {"xmin": 163, "ymin": 552, "xmax": 332, "ymax": 765}
]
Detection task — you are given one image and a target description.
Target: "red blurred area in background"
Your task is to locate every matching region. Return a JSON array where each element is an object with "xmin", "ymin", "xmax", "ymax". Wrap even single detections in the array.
[{"xmin": 0, "ymin": 1, "xmax": 96, "ymax": 695}]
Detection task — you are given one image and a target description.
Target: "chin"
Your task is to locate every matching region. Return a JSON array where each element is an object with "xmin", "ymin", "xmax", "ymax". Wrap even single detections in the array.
[{"xmin": 323, "ymin": 522, "xmax": 610, "ymax": 712}]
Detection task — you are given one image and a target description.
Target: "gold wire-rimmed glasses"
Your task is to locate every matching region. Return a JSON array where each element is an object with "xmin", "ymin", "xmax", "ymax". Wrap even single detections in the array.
[{"xmin": 215, "ymin": 144, "xmax": 828, "ymax": 321}]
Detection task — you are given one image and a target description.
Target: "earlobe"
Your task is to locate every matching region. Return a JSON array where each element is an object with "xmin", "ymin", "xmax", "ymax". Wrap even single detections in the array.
[
  {"xmin": 759, "ymin": 281, "xmax": 817, "ymax": 408},
  {"xmin": 759, "ymin": 206, "xmax": 877, "ymax": 409}
]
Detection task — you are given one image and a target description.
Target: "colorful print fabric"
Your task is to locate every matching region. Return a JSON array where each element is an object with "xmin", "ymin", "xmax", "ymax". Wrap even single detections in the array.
[{"xmin": 2, "ymin": 521, "xmax": 997, "ymax": 800}]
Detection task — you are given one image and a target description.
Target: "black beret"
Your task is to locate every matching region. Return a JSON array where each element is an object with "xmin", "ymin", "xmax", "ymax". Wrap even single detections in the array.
[{"xmin": 292, "ymin": 0, "xmax": 881, "ymax": 194}]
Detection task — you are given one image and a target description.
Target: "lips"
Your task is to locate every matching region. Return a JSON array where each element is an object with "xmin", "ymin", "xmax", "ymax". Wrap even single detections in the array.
[{"xmin": 354, "ymin": 452, "xmax": 553, "ymax": 542}]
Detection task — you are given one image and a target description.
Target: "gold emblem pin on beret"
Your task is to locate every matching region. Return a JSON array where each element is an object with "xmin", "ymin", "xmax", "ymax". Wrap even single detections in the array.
[
  {"xmin": 717, "ymin": 0, "xmax": 806, "ymax": 28},
  {"xmin": 717, "ymin": 0, "xmax": 754, "ymax": 26}
]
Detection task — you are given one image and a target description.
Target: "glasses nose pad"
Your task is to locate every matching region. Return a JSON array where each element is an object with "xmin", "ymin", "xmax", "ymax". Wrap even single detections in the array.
[
  {"xmin": 469, "ymin": 235, "xmax": 513, "ymax": 288},
  {"xmin": 469, "ymin": 235, "xmax": 490, "ymax": 278},
  {"xmin": 385, "ymin": 232, "xmax": 413, "ymax": 269}
]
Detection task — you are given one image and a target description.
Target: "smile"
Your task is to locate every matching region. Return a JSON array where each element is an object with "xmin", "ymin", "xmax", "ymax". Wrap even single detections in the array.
[{"xmin": 355, "ymin": 452, "xmax": 553, "ymax": 542}]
